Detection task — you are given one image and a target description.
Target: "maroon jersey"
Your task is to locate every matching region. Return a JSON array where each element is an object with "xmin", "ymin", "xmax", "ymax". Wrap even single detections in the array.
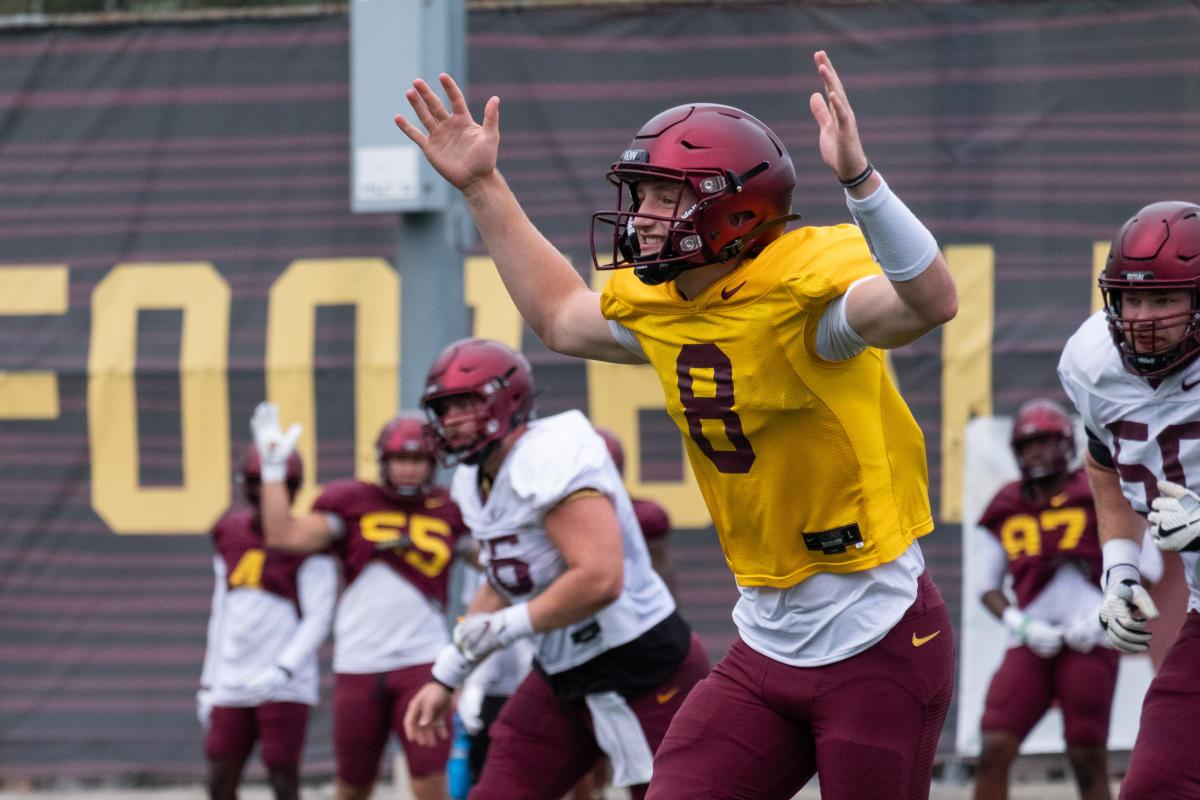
[
  {"xmin": 977, "ymin": 469, "xmax": 1101, "ymax": 608},
  {"xmin": 312, "ymin": 480, "xmax": 467, "ymax": 608},
  {"xmin": 633, "ymin": 498, "xmax": 670, "ymax": 543},
  {"xmin": 212, "ymin": 509, "xmax": 307, "ymax": 606}
]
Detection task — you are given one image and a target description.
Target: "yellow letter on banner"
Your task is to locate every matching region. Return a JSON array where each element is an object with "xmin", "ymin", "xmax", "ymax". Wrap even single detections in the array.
[
  {"xmin": 941, "ymin": 246, "xmax": 995, "ymax": 523},
  {"xmin": 464, "ymin": 256, "xmax": 524, "ymax": 351},
  {"xmin": 586, "ymin": 272, "xmax": 710, "ymax": 528},
  {"xmin": 0, "ymin": 266, "xmax": 68, "ymax": 419},
  {"xmin": 89, "ymin": 263, "xmax": 230, "ymax": 534},
  {"xmin": 267, "ymin": 259, "xmax": 398, "ymax": 510},
  {"xmin": 1092, "ymin": 241, "xmax": 1109, "ymax": 314}
]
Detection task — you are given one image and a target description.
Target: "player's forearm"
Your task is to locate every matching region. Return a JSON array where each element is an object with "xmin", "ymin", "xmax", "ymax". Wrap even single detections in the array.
[
  {"xmin": 461, "ymin": 171, "xmax": 589, "ymax": 350},
  {"xmin": 527, "ymin": 564, "xmax": 622, "ymax": 633},
  {"xmin": 1084, "ymin": 453, "xmax": 1145, "ymax": 545}
]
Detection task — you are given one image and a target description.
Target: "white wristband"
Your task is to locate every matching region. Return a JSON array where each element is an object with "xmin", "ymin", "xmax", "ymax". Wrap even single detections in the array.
[
  {"xmin": 1102, "ymin": 538, "xmax": 1143, "ymax": 589},
  {"xmin": 260, "ymin": 462, "xmax": 286, "ymax": 482},
  {"xmin": 497, "ymin": 602, "xmax": 534, "ymax": 642},
  {"xmin": 845, "ymin": 174, "xmax": 939, "ymax": 282},
  {"xmin": 431, "ymin": 643, "xmax": 472, "ymax": 689}
]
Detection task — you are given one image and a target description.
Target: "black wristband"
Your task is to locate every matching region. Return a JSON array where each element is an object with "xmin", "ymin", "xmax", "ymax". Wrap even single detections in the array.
[
  {"xmin": 428, "ymin": 676, "xmax": 455, "ymax": 692},
  {"xmin": 840, "ymin": 163, "xmax": 874, "ymax": 189}
]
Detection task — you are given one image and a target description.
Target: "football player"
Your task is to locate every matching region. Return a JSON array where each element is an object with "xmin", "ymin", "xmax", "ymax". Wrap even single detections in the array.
[
  {"xmin": 250, "ymin": 408, "xmax": 469, "ymax": 800},
  {"xmin": 199, "ymin": 447, "xmax": 337, "ymax": 800},
  {"xmin": 1059, "ymin": 201, "xmax": 1200, "ymax": 798},
  {"xmin": 402, "ymin": 338, "xmax": 711, "ymax": 800},
  {"xmin": 395, "ymin": 50, "xmax": 957, "ymax": 797},
  {"xmin": 972, "ymin": 399, "xmax": 1118, "ymax": 800},
  {"xmin": 594, "ymin": 426, "xmax": 677, "ymax": 596}
]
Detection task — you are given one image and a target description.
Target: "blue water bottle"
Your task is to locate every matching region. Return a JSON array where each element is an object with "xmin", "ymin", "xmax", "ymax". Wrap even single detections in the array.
[{"xmin": 447, "ymin": 712, "xmax": 471, "ymax": 799}]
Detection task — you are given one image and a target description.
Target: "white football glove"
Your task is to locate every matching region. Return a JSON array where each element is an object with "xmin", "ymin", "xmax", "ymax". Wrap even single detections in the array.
[
  {"xmin": 245, "ymin": 665, "xmax": 291, "ymax": 700},
  {"xmin": 1099, "ymin": 579, "xmax": 1159, "ymax": 654},
  {"xmin": 1063, "ymin": 611, "xmax": 1105, "ymax": 654},
  {"xmin": 1148, "ymin": 479, "xmax": 1200, "ymax": 552},
  {"xmin": 453, "ymin": 604, "xmax": 534, "ymax": 664},
  {"xmin": 250, "ymin": 401, "xmax": 302, "ymax": 482},
  {"xmin": 1002, "ymin": 607, "xmax": 1063, "ymax": 658},
  {"xmin": 196, "ymin": 687, "xmax": 214, "ymax": 730}
]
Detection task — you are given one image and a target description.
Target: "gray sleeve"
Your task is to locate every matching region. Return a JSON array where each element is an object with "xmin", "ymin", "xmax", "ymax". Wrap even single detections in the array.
[
  {"xmin": 814, "ymin": 276, "xmax": 872, "ymax": 361},
  {"xmin": 606, "ymin": 319, "xmax": 649, "ymax": 362}
]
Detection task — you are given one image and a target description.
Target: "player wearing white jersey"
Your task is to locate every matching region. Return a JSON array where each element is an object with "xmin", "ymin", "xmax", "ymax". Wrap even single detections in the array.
[
  {"xmin": 1058, "ymin": 201, "xmax": 1200, "ymax": 799},
  {"xmin": 199, "ymin": 447, "xmax": 337, "ymax": 800},
  {"xmin": 403, "ymin": 338, "xmax": 710, "ymax": 800}
]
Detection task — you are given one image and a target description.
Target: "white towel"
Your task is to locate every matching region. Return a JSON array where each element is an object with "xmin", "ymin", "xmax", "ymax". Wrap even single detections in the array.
[{"xmin": 584, "ymin": 690, "xmax": 655, "ymax": 787}]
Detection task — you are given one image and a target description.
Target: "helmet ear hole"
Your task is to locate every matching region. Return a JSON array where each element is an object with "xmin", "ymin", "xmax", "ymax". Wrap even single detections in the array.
[{"xmin": 727, "ymin": 210, "xmax": 756, "ymax": 228}]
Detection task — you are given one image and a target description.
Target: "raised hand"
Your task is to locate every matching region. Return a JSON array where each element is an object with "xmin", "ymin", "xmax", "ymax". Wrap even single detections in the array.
[
  {"xmin": 249, "ymin": 401, "xmax": 301, "ymax": 482},
  {"xmin": 808, "ymin": 50, "xmax": 872, "ymax": 185},
  {"xmin": 394, "ymin": 74, "xmax": 501, "ymax": 193}
]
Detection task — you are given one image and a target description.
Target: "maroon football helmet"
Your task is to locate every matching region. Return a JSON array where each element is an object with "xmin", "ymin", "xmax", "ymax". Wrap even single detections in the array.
[
  {"xmin": 239, "ymin": 445, "xmax": 303, "ymax": 507},
  {"xmin": 594, "ymin": 426, "xmax": 625, "ymax": 477},
  {"xmin": 1099, "ymin": 201, "xmax": 1200, "ymax": 377},
  {"xmin": 421, "ymin": 338, "xmax": 535, "ymax": 466},
  {"xmin": 376, "ymin": 413, "xmax": 437, "ymax": 496},
  {"xmin": 1010, "ymin": 399, "xmax": 1075, "ymax": 483},
  {"xmin": 591, "ymin": 103, "xmax": 799, "ymax": 285}
]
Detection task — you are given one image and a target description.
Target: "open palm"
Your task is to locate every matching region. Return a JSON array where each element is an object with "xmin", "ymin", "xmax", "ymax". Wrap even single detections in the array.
[{"xmin": 394, "ymin": 73, "xmax": 500, "ymax": 192}]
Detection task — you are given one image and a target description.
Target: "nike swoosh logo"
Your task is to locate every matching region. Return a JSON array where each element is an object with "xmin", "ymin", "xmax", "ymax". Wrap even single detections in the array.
[
  {"xmin": 1183, "ymin": 377, "xmax": 1200, "ymax": 391},
  {"xmin": 656, "ymin": 687, "xmax": 680, "ymax": 704},
  {"xmin": 912, "ymin": 630, "xmax": 941, "ymax": 647},
  {"xmin": 720, "ymin": 281, "xmax": 747, "ymax": 300}
]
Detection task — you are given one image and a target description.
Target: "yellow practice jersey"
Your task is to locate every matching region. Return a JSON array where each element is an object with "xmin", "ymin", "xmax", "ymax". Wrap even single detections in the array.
[{"xmin": 600, "ymin": 225, "xmax": 934, "ymax": 588}]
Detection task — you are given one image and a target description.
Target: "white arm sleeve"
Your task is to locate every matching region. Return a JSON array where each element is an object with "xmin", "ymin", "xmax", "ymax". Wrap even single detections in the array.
[
  {"xmin": 606, "ymin": 319, "xmax": 649, "ymax": 362},
  {"xmin": 274, "ymin": 554, "xmax": 337, "ymax": 674},
  {"xmin": 200, "ymin": 555, "xmax": 227, "ymax": 688},
  {"xmin": 972, "ymin": 529, "xmax": 1008, "ymax": 596},
  {"xmin": 815, "ymin": 276, "xmax": 872, "ymax": 361}
]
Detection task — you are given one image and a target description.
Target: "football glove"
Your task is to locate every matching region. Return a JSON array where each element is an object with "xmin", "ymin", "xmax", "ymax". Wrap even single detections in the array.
[
  {"xmin": 1002, "ymin": 607, "xmax": 1063, "ymax": 658},
  {"xmin": 250, "ymin": 401, "xmax": 302, "ymax": 482},
  {"xmin": 1099, "ymin": 579, "xmax": 1159, "ymax": 654},
  {"xmin": 453, "ymin": 604, "xmax": 534, "ymax": 664},
  {"xmin": 245, "ymin": 665, "xmax": 291, "ymax": 700},
  {"xmin": 1148, "ymin": 479, "xmax": 1200, "ymax": 552},
  {"xmin": 1063, "ymin": 611, "xmax": 1105, "ymax": 654}
]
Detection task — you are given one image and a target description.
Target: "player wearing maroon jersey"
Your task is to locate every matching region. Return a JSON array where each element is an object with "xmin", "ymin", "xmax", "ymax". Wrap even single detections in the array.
[
  {"xmin": 252, "ymin": 406, "xmax": 469, "ymax": 800},
  {"xmin": 972, "ymin": 400, "xmax": 1116, "ymax": 800},
  {"xmin": 199, "ymin": 447, "xmax": 337, "ymax": 800}
]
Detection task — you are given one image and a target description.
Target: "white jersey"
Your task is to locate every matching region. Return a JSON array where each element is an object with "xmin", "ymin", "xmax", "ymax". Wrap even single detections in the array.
[
  {"xmin": 1059, "ymin": 310, "xmax": 1200, "ymax": 613},
  {"xmin": 201, "ymin": 553, "xmax": 338, "ymax": 707},
  {"xmin": 451, "ymin": 410, "xmax": 676, "ymax": 675},
  {"xmin": 332, "ymin": 562, "xmax": 451, "ymax": 673}
]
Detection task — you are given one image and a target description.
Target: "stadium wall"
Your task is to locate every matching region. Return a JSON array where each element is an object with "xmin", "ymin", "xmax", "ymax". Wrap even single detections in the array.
[{"xmin": 2, "ymin": 0, "xmax": 1199, "ymax": 781}]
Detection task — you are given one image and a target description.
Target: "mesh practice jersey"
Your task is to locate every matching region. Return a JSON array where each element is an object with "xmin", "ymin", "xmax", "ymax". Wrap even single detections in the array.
[
  {"xmin": 977, "ymin": 470, "xmax": 1102, "ymax": 609},
  {"xmin": 601, "ymin": 224, "xmax": 934, "ymax": 588},
  {"xmin": 312, "ymin": 480, "xmax": 467, "ymax": 673},
  {"xmin": 1059, "ymin": 311, "xmax": 1200, "ymax": 613},
  {"xmin": 202, "ymin": 509, "xmax": 337, "ymax": 706},
  {"xmin": 450, "ymin": 411, "xmax": 676, "ymax": 675}
]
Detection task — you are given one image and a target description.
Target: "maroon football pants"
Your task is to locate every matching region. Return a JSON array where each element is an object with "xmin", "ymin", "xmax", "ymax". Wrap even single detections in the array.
[{"xmin": 645, "ymin": 571, "xmax": 954, "ymax": 800}]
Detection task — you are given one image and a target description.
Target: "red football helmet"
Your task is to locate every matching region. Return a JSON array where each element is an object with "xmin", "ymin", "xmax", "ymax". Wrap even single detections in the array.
[
  {"xmin": 594, "ymin": 426, "xmax": 625, "ymax": 477},
  {"xmin": 239, "ymin": 445, "xmax": 303, "ymax": 507},
  {"xmin": 1099, "ymin": 201, "xmax": 1200, "ymax": 377},
  {"xmin": 1010, "ymin": 399, "xmax": 1075, "ymax": 483},
  {"xmin": 375, "ymin": 413, "xmax": 437, "ymax": 496},
  {"xmin": 421, "ymin": 338, "xmax": 535, "ymax": 466},
  {"xmin": 590, "ymin": 103, "xmax": 799, "ymax": 285}
]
